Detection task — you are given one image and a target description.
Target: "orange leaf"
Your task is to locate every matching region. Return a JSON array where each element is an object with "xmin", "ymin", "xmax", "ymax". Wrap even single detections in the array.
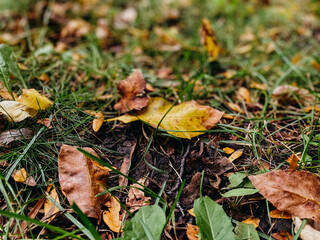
[
  {"xmin": 229, "ymin": 149, "xmax": 243, "ymax": 162},
  {"xmin": 103, "ymin": 196, "xmax": 122, "ymax": 233},
  {"xmin": 200, "ymin": 18, "xmax": 220, "ymax": 62},
  {"xmin": 44, "ymin": 183, "xmax": 60, "ymax": 221},
  {"xmin": 188, "ymin": 208, "xmax": 195, "ymax": 217},
  {"xmin": 186, "ymin": 223, "xmax": 199, "ymax": 240},
  {"xmin": 272, "ymin": 231, "xmax": 293, "ymax": 240},
  {"xmin": 93, "ymin": 111, "xmax": 104, "ymax": 132},
  {"xmin": 269, "ymin": 209, "xmax": 292, "ymax": 219},
  {"xmin": 286, "ymin": 153, "xmax": 301, "ymax": 170},
  {"xmin": 223, "ymin": 147, "xmax": 235, "ymax": 154},
  {"xmin": 241, "ymin": 217, "xmax": 260, "ymax": 228},
  {"xmin": 237, "ymin": 87, "xmax": 252, "ymax": 103}
]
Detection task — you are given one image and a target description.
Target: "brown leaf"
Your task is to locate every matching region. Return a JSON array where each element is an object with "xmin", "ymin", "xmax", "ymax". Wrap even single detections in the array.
[
  {"xmin": 126, "ymin": 178, "xmax": 151, "ymax": 213},
  {"xmin": 237, "ymin": 87, "xmax": 252, "ymax": 103},
  {"xmin": 200, "ymin": 18, "xmax": 220, "ymax": 62},
  {"xmin": 287, "ymin": 153, "xmax": 301, "ymax": 170},
  {"xmin": 0, "ymin": 128, "xmax": 34, "ymax": 146},
  {"xmin": 181, "ymin": 172, "xmax": 201, "ymax": 207},
  {"xmin": 272, "ymin": 85, "xmax": 315, "ymax": 106},
  {"xmin": 58, "ymin": 144, "xmax": 109, "ymax": 219},
  {"xmin": 186, "ymin": 223, "xmax": 199, "ymax": 240},
  {"xmin": 249, "ymin": 170, "xmax": 320, "ymax": 224},
  {"xmin": 114, "ymin": 70, "xmax": 149, "ymax": 113},
  {"xmin": 272, "ymin": 231, "xmax": 293, "ymax": 240},
  {"xmin": 294, "ymin": 217, "xmax": 320, "ymax": 240},
  {"xmin": 269, "ymin": 209, "xmax": 292, "ymax": 219},
  {"xmin": 44, "ymin": 183, "xmax": 60, "ymax": 221}
]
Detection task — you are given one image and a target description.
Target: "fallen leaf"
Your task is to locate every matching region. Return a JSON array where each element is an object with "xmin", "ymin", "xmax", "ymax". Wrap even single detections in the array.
[
  {"xmin": 38, "ymin": 73, "xmax": 49, "ymax": 82},
  {"xmin": 237, "ymin": 87, "xmax": 252, "ymax": 103},
  {"xmin": 0, "ymin": 128, "xmax": 33, "ymax": 146},
  {"xmin": 110, "ymin": 97, "xmax": 224, "ymax": 139},
  {"xmin": 311, "ymin": 60, "xmax": 320, "ymax": 72},
  {"xmin": 114, "ymin": 7, "xmax": 137, "ymax": 29},
  {"xmin": 249, "ymin": 81, "xmax": 267, "ymax": 91},
  {"xmin": 181, "ymin": 172, "xmax": 201, "ymax": 207},
  {"xmin": 126, "ymin": 178, "xmax": 151, "ymax": 213},
  {"xmin": 186, "ymin": 223, "xmax": 199, "ymax": 240},
  {"xmin": 291, "ymin": 53, "xmax": 301, "ymax": 65},
  {"xmin": 236, "ymin": 44, "xmax": 252, "ymax": 54},
  {"xmin": 242, "ymin": 217, "xmax": 260, "ymax": 229},
  {"xmin": 200, "ymin": 18, "xmax": 220, "ymax": 62},
  {"xmin": 225, "ymin": 102, "xmax": 244, "ymax": 114},
  {"xmin": 229, "ymin": 149, "xmax": 244, "ymax": 162},
  {"xmin": 287, "ymin": 153, "xmax": 301, "ymax": 170},
  {"xmin": 304, "ymin": 106, "xmax": 320, "ymax": 112},
  {"xmin": 93, "ymin": 111, "xmax": 104, "ymax": 132},
  {"xmin": 60, "ymin": 19, "xmax": 91, "ymax": 38},
  {"xmin": 294, "ymin": 217, "xmax": 320, "ymax": 240},
  {"xmin": 18, "ymin": 89, "xmax": 53, "ymax": 110},
  {"xmin": 269, "ymin": 209, "xmax": 292, "ymax": 219},
  {"xmin": 58, "ymin": 144, "xmax": 109, "ymax": 219},
  {"xmin": 114, "ymin": 70, "xmax": 149, "ymax": 113},
  {"xmin": 17, "ymin": 63, "xmax": 28, "ymax": 71},
  {"xmin": 103, "ymin": 196, "xmax": 122, "ymax": 233},
  {"xmin": 223, "ymin": 70, "xmax": 236, "ymax": 79},
  {"xmin": 271, "ymin": 231, "xmax": 293, "ymax": 240},
  {"xmin": 37, "ymin": 118, "xmax": 53, "ymax": 128},
  {"xmin": 44, "ymin": 183, "xmax": 60, "ymax": 221},
  {"xmin": 272, "ymin": 85, "xmax": 315, "ymax": 106},
  {"xmin": 0, "ymin": 101, "xmax": 37, "ymax": 122},
  {"xmin": 12, "ymin": 168, "xmax": 36, "ymax": 186},
  {"xmin": 223, "ymin": 147, "xmax": 235, "ymax": 154},
  {"xmin": 0, "ymin": 89, "xmax": 16, "ymax": 100},
  {"xmin": 188, "ymin": 208, "xmax": 195, "ymax": 217},
  {"xmin": 249, "ymin": 170, "xmax": 320, "ymax": 225}
]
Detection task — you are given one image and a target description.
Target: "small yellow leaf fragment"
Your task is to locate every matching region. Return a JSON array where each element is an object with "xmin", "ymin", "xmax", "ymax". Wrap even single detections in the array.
[
  {"xmin": 226, "ymin": 102, "xmax": 244, "ymax": 114},
  {"xmin": 269, "ymin": 209, "xmax": 292, "ymax": 219},
  {"xmin": 188, "ymin": 208, "xmax": 195, "ymax": 217},
  {"xmin": 186, "ymin": 223, "xmax": 199, "ymax": 240},
  {"xmin": 223, "ymin": 147, "xmax": 235, "ymax": 154},
  {"xmin": 242, "ymin": 217, "xmax": 260, "ymax": 229},
  {"xmin": 286, "ymin": 153, "xmax": 301, "ymax": 170},
  {"xmin": 103, "ymin": 196, "xmax": 122, "ymax": 233},
  {"xmin": 38, "ymin": 73, "xmax": 50, "ymax": 82},
  {"xmin": 237, "ymin": 87, "xmax": 252, "ymax": 103},
  {"xmin": 249, "ymin": 81, "xmax": 266, "ymax": 91},
  {"xmin": 44, "ymin": 183, "xmax": 60, "ymax": 221},
  {"xmin": 223, "ymin": 70, "xmax": 236, "ymax": 79},
  {"xmin": 17, "ymin": 63, "xmax": 28, "ymax": 71},
  {"xmin": 228, "ymin": 149, "xmax": 243, "ymax": 162},
  {"xmin": 93, "ymin": 111, "xmax": 104, "ymax": 132},
  {"xmin": 200, "ymin": 18, "xmax": 220, "ymax": 62},
  {"xmin": 311, "ymin": 60, "xmax": 320, "ymax": 72},
  {"xmin": 12, "ymin": 168, "xmax": 28, "ymax": 182},
  {"xmin": 18, "ymin": 89, "xmax": 52, "ymax": 110}
]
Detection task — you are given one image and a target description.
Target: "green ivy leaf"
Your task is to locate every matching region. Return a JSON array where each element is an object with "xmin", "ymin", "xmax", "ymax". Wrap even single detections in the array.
[{"xmin": 194, "ymin": 196, "xmax": 235, "ymax": 240}]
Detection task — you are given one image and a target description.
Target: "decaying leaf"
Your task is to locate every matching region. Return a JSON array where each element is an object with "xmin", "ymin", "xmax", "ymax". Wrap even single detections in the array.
[
  {"xmin": 114, "ymin": 70, "xmax": 149, "ymax": 113},
  {"xmin": 0, "ymin": 101, "xmax": 37, "ymax": 122},
  {"xmin": 249, "ymin": 81, "xmax": 267, "ymax": 91},
  {"xmin": 0, "ymin": 89, "xmax": 16, "ymax": 100},
  {"xmin": 181, "ymin": 172, "xmax": 201, "ymax": 207},
  {"xmin": 186, "ymin": 223, "xmax": 199, "ymax": 240},
  {"xmin": 103, "ymin": 196, "xmax": 122, "ymax": 233},
  {"xmin": 249, "ymin": 170, "xmax": 320, "ymax": 224},
  {"xmin": 37, "ymin": 118, "xmax": 53, "ymax": 128},
  {"xmin": 44, "ymin": 183, "xmax": 60, "ymax": 221},
  {"xmin": 0, "ymin": 128, "xmax": 33, "ymax": 146},
  {"xmin": 12, "ymin": 168, "xmax": 36, "ymax": 186},
  {"xmin": 294, "ymin": 217, "xmax": 320, "ymax": 240},
  {"xmin": 242, "ymin": 217, "xmax": 260, "ymax": 229},
  {"xmin": 229, "ymin": 149, "xmax": 243, "ymax": 162},
  {"xmin": 287, "ymin": 153, "xmax": 301, "ymax": 170},
  {"xmin": 237, "ymin": 87, "xmax": 252, "ymax": 103},
  {"xmin": 200, "ymin": 18, "xmax": 220, "ymax": 62},
  {"xmin": 225, "ymin": 102, "xmax": 244, "ymax": 114},
  {"xmin": 223, "ymin": 147, "xmax": 235, "ymax": 154},
  {"xmin": 271, "ymin": 231, "xmax": 293, "ymax": 240},
  {"xmin": 272, "ymin": 85, "xmax": 315, "ymax": 105},
  {"xmin": 110, "ymin": 97, "xmax": 223, "ymax": 139},
  {"xmin": 18, "ymin": 89, "xmax": 53, "ymax": 110},
  {"xmin": 60, "ymin": 19, "xmax": 92, "ymax": 38},
  {"xmin": 92, "ymin": 111, "xmax": 104, "ymax": 132},
  {"xmin": 126, "ymin": 178, "xmax": 151, "ymax": 213},
  {"xmin": 58, "ymin": 144, "xmax": 109, "ymax": 219},
  {"xmin": 269, "ymin": 209, "xmax": 292, "ymax": 219}
]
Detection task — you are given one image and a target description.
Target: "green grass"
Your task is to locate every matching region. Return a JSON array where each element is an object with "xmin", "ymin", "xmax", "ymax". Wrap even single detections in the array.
[{"xmin": 0, "ymin": 0, "xmax": 320, "ymax": 239}]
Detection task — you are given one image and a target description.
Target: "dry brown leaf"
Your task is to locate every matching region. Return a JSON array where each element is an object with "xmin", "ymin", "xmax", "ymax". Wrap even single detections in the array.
[
  {"xmin": 110, "ymin": 97, "xmax": 224, "ymax": 139},
  {"xmin": 44, "ymin": 183, "xmax": 60, "ymax": 221},
  {"xmin": 114, "ymin": 70, "xmax": 149, "ymax": 113},
  {"xmin": 272, "ymin": 85, "xmax": 315, "ymax": 106},
  {"xmin": 0, "ymin": 128, "xmax": 34, "ymax": 146},
  {"xmin": 93, "ymin": 111, "xmax": 104, "ymax": 132},
  {"xmin": 237, "ymin": 87, "xmax": 252, "ymax": 103},
  {"xmin": 249, "ymin": 170, "xmax": 320, "ymax": 225},
  {"xmin": 223, "ymin": 147, "xmax": 235, "ymax": 154},
  {"xmin": 0, "ymin": 101, "xmax": 38, "ymax": 122},
  {"xmin": 12, "ymin": 168, "xmax": 36, "ymax": 186},
  {"xmin": 287, "ymin": 153, "xmax": 301, "ymax": 170},
  {"xmin": 225, "ymin": 102, "xmax": 244, "ymax": 114},
  {"xmin": 17, "ymin": 63, "xmax": 28, "ymax": 71},
  {"xmin": 0, "ymin": 89, "xmax": 16, "ymax": 100},
  {"xmin": 236, "ymin": 44, "xmax": 252, "ymax": 54},
  {"xmin": 249, "ymin": 81, "xmax": 267, "ymax": 91},
  {"xmin": 229, "ymin": 149, "xmax": 243, "ymax": 162},
  {"xmin": 200, "ymin": 18, "xmax": 220, "ymax": 62},
  {"xmin": 294, "ymin": 217, "xmax": 320, "ymax": 240},
  {"xmin": 272, "ymin": 231, "xmax": 293, "ymax": 240},
  {"xmin": 58, "ymin": 144, "xmax": 109, "ymax": 219},
  {"xmin": 37, "ymin": 118, "xmax": 53, "ymax": 128},
  {"xmin": 241, "ymin": 217, "xmax": 260, "ymax": 228},
  {"xmin": 126, "ymin": 178, "xmax": 151, "ymax": 213},
  {"xmin": 269, "ymin": 209, "xmax": 292, "ymax": 219},
  {"xmin": 60, "ymin": 19, "xmax": 91, "ymax": 38},
  {"xmin": 181, "ymin": 172, "xmax": 201, "ymax": 207},
  {"xmin": 186, "ymin": 223, "xmax": 199, "ymax": 240},
  {"xmin": 103, "ymin": 196, "xmax": 122, "ymax": 233}
]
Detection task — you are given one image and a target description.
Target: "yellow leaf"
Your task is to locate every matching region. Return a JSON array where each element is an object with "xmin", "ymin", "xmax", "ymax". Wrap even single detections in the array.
[
  {"xmin": 291, "ymin": 53, "xmax": 301, "ymax": 65},
  {"xmin": 44, "ymin": 183, "xmax": 60, "ymax": 221},
  {"xmin": 225, "ymin": 102, "xmax": 244, "ymax": 114},
  {"xmin": 188, "ymin": 208, "xmax": 195, "ymax": 217},
  {"xmin": 200, "ymin": 18, "xmax": 220, "ymax": 62},
  {"xmin": 12, "ymin": 168, "xmax": 28, "ymax": 182},
  {"xmin": 108, "ymin": 97, "xmax": 224, "ymax": 139},
  {"xmin": 242, "ymin": 217, "xmax": 260, "ymax": 229},
  {"xmin": 18, "ymin": 89, "xmax": 52, "ymax": 110},
  {"xmin": 93, "ymin": 111, "xmax": 104, "ymax": 132},
  {"xmin": 249, "ymin": 81, "xmax": 266, "ymax": 91},
  {"xmin": 311, "ymin": 60, "xmax": 320, "ymax": 72},
  {"xmin": 237, "ymin": 87, "xmax": 252, "ymax": 103},
  {"xmin": 304, "ymin": 106, "xmax": 320, "ymax": 112},
  {"xmin": 223, "ymin": 147, "xmax": 235, "ymax": 154},
  {"xmin": 0, "ymin": 101, "xmax": 37, "ymax": 122},
  {"xmin": 269, "ymin": 209, "xmax": 292, "ymax": 219},
  {"xmin": 229, "ymin": 149, "xmax": 243, "ymax": 162},
  {"xmin": 103, "ymin": 196, "xmax": 122, "ymax": 233}
]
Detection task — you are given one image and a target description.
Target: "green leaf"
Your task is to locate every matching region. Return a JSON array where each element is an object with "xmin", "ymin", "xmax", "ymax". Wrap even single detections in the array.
[
  {"xmin": 221, "ymin": 188, "xmax": 259, "ymax": 198},
  {"xmin": 194, "ymin": 196, "xmax": 235, "ymax": 240},
  {"xmin": 228, "ymin": 172, "xmax": 247, "ymax": 188},
  {"xmin": 123, "ymin": 205, "xmax": 166, "ymax": 240},
  {"xmin": 234, "ymin": 222, "xmax": 259, "ymax": 240}
]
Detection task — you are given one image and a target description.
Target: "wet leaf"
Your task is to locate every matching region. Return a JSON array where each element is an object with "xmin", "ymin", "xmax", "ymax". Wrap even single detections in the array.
[
  {"xmin": 12, "ymin": 168, "xmax": 36, "ymax": 186},
  {"xmin": 269, "ymin": 209, "xmax": 292, "ymax": 219},
  {"xmin": 0, "ymin": 101, "xmax": 37, "ymax": 122},
  {"xmin": 103, "ymin": 196, "xmax": 122, "ymax": 233},
  {"xmin": 44, "ymin": 183, "xmax": 60, "ymax": 221},
  {"xmin": 194, "ymin": 196, "xmax": 235, "ymax": 240},
  {"xmin": 249, "ymin": 170, "xmax": 320, "ymax": 224},
  {"xmin": 200, "ymin": 18, "xmax": 220, "ymax": 62},
  {"xmin": 229, "ymin": 149, "xmax": 244, "ymax": 162},
  {"xmin": 241, "ymin": 218, "xmax": 260, "ymax": 228},
  {"xmin": 186, "ymin": 223, "xmax": 199, "ymax": 240},
  {"xmin": 122, "ymin": 205, "xmax": 166, "ymax": 240},
  {"xmin": 235, "ymin": 222, "xmax": 259, "ymax": 240},
  {"xmin": 0, "ymin": 128, "xmax": 33, "ymax": 146},
  {"xmin": 114, "ymin": 70, "xmax": 149, "ymax": 113},
  {"xmin": 18, "ymin": 89, "xmax": 53, "ymax": 110},
  {"xmin": 92, "ymin": 111, "xmax": 104, "ymax": 132},
  {"xmin": 58, "ymin": 144, "xmax": 109, "ymax": 219},
  {"xmin": 110, "ymin": 97, "xmax": 223, "ymax": 139},
  {"xmin": 294, "ymin": 217, "xmax": 320, "ymax": 240}
]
